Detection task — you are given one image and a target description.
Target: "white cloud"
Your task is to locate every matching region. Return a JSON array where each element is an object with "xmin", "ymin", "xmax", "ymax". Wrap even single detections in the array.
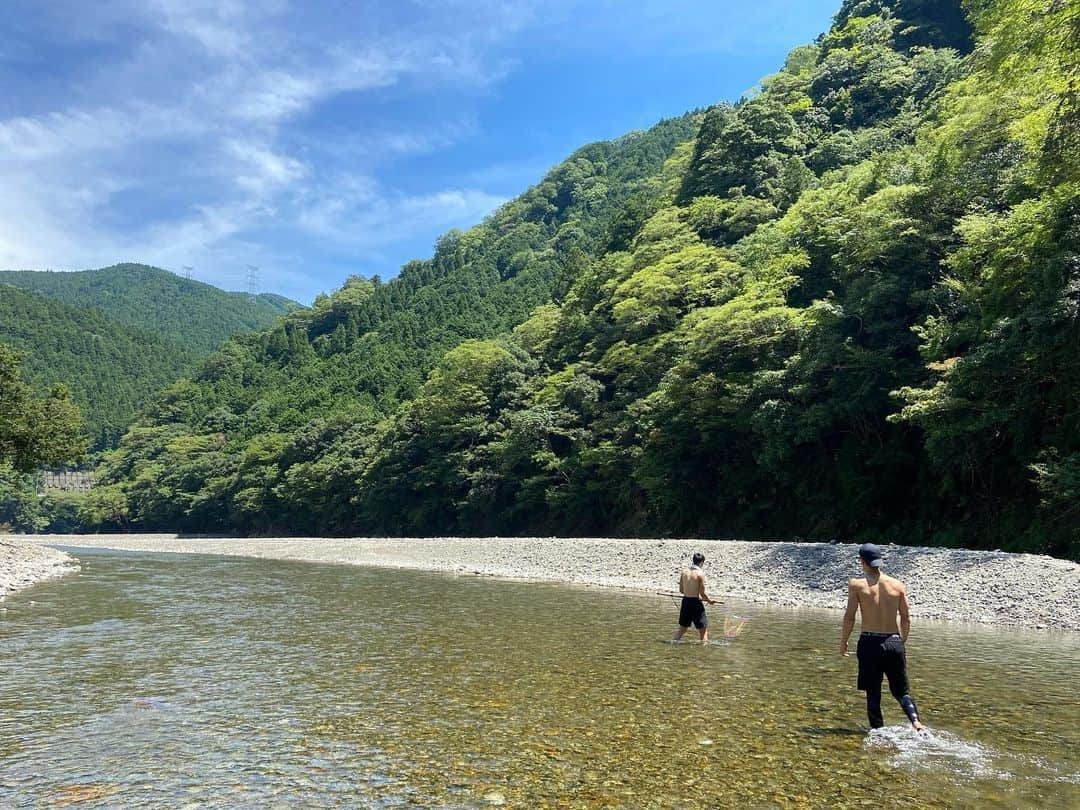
[
  {"xmin": 297, "ymin": 180, "xmax": 506, "ymax": 251},
  {"xmin": 0, "ymin": 106, "xmax": 173, "ymax": 161},
  {"xmin": 0, "ymin": 0, "xmax": 531, "ymax": 299},
  {"xmin": 148, "ymin": 0, "xmax": 258, "ymax": 56},
  {"xmin": 1, "ymin": 0, "xmax": 829, "ymax": 300},
  {"xmin": 225, "ymin": 139, "xmax": 307, "ymax": 195}
]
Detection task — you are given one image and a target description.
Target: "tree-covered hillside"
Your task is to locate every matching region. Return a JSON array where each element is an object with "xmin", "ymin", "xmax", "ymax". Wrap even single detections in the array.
[
  {"xmin": 87, "ymin": 0, "xmax": 1078, "ymax": 558},
  {"xmin": 0, "ymin": 285, "xmax": 202, "ymax": 448},
  {"xmin": 0, "ymin": 264, "xmax": 297, "ymax": 355},
  {"xmin": 86, "ymin": 115, "xmax": 696, "ymax": 436}
]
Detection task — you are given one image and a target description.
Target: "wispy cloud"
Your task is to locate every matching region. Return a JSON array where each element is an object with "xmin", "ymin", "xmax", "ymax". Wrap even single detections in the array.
[
  {"xmin": 0, "ymin": 0, "xmax": 532, "ymax": 299},
  {"xmin": 297, "ymin": 179, "xmax": 506, "ymax": 250},
  {"xmin": 1, "ymin": 0, "xmax": 838, "ymax": 301}
]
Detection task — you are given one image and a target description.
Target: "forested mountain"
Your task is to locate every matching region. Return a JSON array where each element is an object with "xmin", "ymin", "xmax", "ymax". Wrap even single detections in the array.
[
  {"xmin": 81, "ymin": 119, "xmax": 695, "ymax": 427},
  {"xmin": 0, "ymin": 285, "xmax": 202, "ymax": 448},
  {"xmin": 85, "ymin": 0, "xmax": 1078, "ymax": 558},
  {"xmin": 0, "ymin": 264, "xmax": 297, "ymax": 355}
]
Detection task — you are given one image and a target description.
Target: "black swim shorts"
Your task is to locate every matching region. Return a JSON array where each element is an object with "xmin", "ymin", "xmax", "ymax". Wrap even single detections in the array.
[
  {"xmin": 679, "ymin": 596, "xmax": 708, "ymax": 629},
  {"xmin": 856, "ymin": 632, "xmax": 910, "ymax": 693}
]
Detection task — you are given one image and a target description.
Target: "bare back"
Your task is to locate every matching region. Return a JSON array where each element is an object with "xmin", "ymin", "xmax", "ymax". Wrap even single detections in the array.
[
  {"xmin": 679, "ymin": 568, "xmax": 704, "ymax": 598},
  {"xmin": 849, "ymin": 573, "xmax": 909, "ymax": 634}
]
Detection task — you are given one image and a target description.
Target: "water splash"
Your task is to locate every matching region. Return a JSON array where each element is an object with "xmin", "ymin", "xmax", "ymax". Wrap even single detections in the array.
[
  {"xmin": 1020, "ymin": 755, "xmax": 1080, "ymax": 785},
  {"xmin": 864, "ymin": 726, "xmax": 1008, "ymax": 780}
]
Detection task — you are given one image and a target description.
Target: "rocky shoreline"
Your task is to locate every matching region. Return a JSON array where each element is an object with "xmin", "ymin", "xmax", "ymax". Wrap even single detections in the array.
[
  {"xmin": 18, "ymin": 534, "xmax": 1080, "ymax": 632},
  {"xmin": 0, "ymin": 538, "xmax": 79, "ymax": 601}
]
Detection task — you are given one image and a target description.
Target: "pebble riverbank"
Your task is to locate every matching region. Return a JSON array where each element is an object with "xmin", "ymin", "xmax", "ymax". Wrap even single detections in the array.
[
  {"xmin": 16, "ymin": 534, "xmax": 1080, "ymax": 632},
  {"xmin": 0, "ymin": 538, "xmax": 79, "ymax": 601}
]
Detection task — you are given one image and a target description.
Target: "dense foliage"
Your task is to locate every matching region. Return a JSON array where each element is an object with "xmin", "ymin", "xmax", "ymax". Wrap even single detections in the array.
[
  {"xmin": 75, "ymin": 115, "xmax": 699, "ymax": 529},
  {"xmin": 85, "ymin": 0, "xmax": 1078, "ymax": 558},
  {"xmin": 0, "ymin": 284, "xmax": 204, "ymax": 448},
  {"xmin": 0, "ymin": 344, "xmax": 84, "ymax": 531},
  {"xmin": 0, "ymin": 265, "xmax": 297, "ymax": 449},
  {"xmin": 0, "ymin": 344, "xmax": 83, "ymax": 472},
  {"xmin": 0, "ymin": 264, "xmax": 296, "ymax": 355}
]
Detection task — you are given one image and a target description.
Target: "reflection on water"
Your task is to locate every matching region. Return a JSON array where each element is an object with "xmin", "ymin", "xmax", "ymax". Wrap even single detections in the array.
[{"xmin": 1, "ymin": 549, "xmax": 1077, "ymax": 808}]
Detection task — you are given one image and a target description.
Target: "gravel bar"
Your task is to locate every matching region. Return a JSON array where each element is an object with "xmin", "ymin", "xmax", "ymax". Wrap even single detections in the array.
[{"xmin": 0, "ymin": 538, "xmax": 79, "ymax": 601}]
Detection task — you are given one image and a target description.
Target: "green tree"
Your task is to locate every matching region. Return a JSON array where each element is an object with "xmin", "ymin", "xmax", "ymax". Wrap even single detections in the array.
[{"xmin": 0, "ymin": 344, "xmax": 84, "ymax": 472}]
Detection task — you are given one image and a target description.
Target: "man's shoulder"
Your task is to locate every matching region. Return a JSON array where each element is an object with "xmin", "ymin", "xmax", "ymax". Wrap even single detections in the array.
[
  {"xmin": 883, "ymin": 574, "xmax": 907, "ymax": 592},
  {"xmin": 847, "ymin": 577, "xmax": 866, "ymax": 589}
]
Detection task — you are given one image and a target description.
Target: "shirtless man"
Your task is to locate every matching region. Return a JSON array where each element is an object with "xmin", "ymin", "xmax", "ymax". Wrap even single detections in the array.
[
  {"xmin": 673, "ymin": 553, "xmax": 717, "ymax": 644},
  {"xmin": 841, "ymin": 543, "xmax": 923, "ymax": 731}
]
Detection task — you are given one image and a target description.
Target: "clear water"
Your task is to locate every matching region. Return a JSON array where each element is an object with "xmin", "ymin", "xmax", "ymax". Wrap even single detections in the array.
[{"xmin": 1, "ymin": 549, "xmax": 1077, "ymax": 808}]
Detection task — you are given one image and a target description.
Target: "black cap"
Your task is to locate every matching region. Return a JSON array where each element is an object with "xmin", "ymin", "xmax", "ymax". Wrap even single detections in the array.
[{"xmin": 858, "ymin": 543, "xmax": 883, "ymax": 567}]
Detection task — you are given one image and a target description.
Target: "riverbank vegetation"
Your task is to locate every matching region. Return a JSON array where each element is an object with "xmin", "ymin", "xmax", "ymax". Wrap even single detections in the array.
[
  {"xmin": 39, "ymin": 0, "xmax": 1080, "ymax": 557},
  {"xmin": 0, "ymin": 345, "xmax": 84, "ymax": 532}
]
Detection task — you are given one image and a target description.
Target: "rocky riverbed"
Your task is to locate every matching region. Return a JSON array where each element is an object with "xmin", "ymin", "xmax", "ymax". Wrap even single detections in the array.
[
  {"xmin": 0, "ymin": 538, "xmax": 79, "ymax": 601},
  {"xmin": 18, "ymin": 534, "xmax": 1080, "ymax": 631}
]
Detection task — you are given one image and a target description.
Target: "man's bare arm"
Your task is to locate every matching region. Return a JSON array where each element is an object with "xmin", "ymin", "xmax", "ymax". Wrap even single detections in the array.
[
  {"xmin": 898, "ymin": 587, "xmax": 911, "ymax": 643},
  {"xmin": 699, "ymin": 574, "xmax": 715, "ymax": 605},
  {"xmin": 841, "ymin": 581, "xmax": 859, "ymax": 656}
]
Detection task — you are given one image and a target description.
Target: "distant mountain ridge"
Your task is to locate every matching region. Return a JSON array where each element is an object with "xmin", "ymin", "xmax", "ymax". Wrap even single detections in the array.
[
  {"xmin": 0, "ymin": 264, "xmax": 300, "ymax": 448},
  {"xmin": 0, "ymin": 263, "xmax": 298, "ymax": 354},
  {"xmin": 0, "ymin": 284, "xmax": 200, "ymax": 448}
]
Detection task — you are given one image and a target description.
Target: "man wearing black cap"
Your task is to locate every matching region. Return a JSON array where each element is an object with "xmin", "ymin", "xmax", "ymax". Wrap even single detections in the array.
[{"xmin": 840, "ymin": 543, "xmax": 923, "ymax": 731}]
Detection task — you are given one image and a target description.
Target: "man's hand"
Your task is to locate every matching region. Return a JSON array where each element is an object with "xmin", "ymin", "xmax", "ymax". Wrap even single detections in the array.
[{"xmin": 841, "ymin": 580, "xmax": 858, "ymax": 658}]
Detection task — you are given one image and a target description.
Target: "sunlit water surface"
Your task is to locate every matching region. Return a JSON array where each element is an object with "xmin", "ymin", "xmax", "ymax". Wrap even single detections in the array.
[{"xmin": 1, "ymin": 549, "xmax": 1077, "ymax": 808}]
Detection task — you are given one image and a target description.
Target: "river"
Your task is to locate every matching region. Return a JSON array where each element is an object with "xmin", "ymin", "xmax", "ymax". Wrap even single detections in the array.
[{"xmin": 1, "ymin": 549, "xmax": 1077, "ymax": 808}]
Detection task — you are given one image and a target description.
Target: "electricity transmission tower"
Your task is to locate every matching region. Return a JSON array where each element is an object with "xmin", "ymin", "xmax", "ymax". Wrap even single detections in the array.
[
  {"xmin": 181, "ymin": 265, "xmax": 193, "ymax": 280},
  {"xmin": 246, "ymin": 265, "xmax": 260, "ymax": 299}
]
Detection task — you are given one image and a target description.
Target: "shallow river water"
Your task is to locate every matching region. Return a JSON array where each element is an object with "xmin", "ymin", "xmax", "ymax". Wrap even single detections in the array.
[{"xmin": 1, "ymin": 549, "xmax": 1077, "ymax": 809}]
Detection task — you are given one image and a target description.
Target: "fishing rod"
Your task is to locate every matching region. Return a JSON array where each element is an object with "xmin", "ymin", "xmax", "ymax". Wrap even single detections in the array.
[{"xmin": 656, "ymin": 590, "xmax": 723, "ymax": 603}]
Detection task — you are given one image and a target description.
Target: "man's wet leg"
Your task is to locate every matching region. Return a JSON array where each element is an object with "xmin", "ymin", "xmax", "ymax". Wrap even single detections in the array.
[
  {"xmin": 865, "ymin": 683, "xmax": 884, "ymax": 729},
  {"xmin": 884, "ymin": 646, "xmax": 923, "ymax": 731},
  {"xmin": 694, "ymin": 600, "xmax": 709, "ymax": 644},
  {"xmin": 888, "ymin": 678, "xmax": 922, "ymax": 730},
  {"xmin": 898, "ymin": 695, "xmax": 922, "ymax": 731}
]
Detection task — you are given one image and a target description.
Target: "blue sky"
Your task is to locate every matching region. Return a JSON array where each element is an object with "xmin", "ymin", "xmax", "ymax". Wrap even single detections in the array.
[{"xmin": 1, "ymin": 0, "xmax": 839, "ymax": 303}]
